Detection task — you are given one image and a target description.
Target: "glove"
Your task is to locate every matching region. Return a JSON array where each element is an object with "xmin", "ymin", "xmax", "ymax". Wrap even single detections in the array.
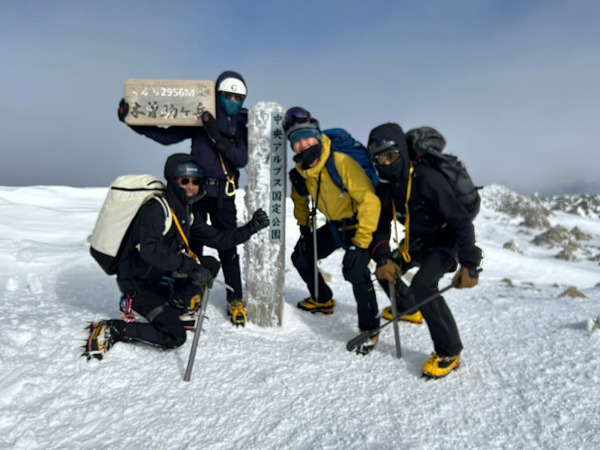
[
  {"xmin": 247, "ymin": 209, "xmax": 270, "ymax": 234},
  {"xmin": 342, "ymin": 245, "xmax": 370, "ymax": 269},
  {"xmin": 296, "ymin": 225, "xmax": 312, "ymax": 253},
  {"xmin": 452, "ymin": 266, "xmax": 479, "ymax": 289},
  {"xmin": 300, "ymin": 225, "xmax": 312, "ymax": 238},
  {"xmin": 118, "ymin": 98, "xmax": 129, "ymax": 122},
  {"xmin": 375, "ymin": 259, "xmax": 402, "ymax": 283},
  {"xmin": 202, "ymin": 111, "xmax": 233, "ymax": 154},
  {"xmin": 189, "ymin": 266, "xmax": 214, "ymax": 288}
]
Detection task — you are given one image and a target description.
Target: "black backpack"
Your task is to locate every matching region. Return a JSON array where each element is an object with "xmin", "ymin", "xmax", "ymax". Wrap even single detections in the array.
[{"xmin": 406, "ymin": 127, "xmax": 481, "ymax": 220}]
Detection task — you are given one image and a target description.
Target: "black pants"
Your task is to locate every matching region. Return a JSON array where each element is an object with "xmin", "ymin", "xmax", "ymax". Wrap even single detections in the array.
[
  {"xmin": 291, "ymin": 224, "xmax": 379, "ymax": 331},
  {"xmin": 111, "ymin": 256, "xmax": 220, "ymax": 350},
  {"xmin": 194, "ymin": 196, "xmax": 241, "ymax": 303},
  {"xmin": 378, "ymin": 248, "xmax": 463, "ymax": 356}
]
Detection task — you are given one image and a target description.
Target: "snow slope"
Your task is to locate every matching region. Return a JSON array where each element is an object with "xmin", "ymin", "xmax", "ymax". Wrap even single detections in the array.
[{"xmin": 0, "ymin": 185, "xmax": 599, "ymax": 450}]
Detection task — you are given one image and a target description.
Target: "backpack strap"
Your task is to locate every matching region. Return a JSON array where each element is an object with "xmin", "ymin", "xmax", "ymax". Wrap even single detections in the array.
[
  {"xmin": 325, "ymin": 153, "xmax": 346, "ymax": 195},
  {"xmin": 152, "ymin": 196, "xmax": 173, "ymax": 236},
  {"xmin": 289, "ymin": 168, "xmax": 309, "ymax": 197}
]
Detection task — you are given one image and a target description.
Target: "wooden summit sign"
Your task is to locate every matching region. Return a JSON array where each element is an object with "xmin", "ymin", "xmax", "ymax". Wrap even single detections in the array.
[{"xmin": 123, "ymin": 79, "xmax": 216, "ymax": 126}]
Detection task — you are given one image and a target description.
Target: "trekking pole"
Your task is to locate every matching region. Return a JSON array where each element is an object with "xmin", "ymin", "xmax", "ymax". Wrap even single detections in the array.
[
  {"xmin": 184, "ymin": 285, "xmax": 211, "ymax": 382},
  {"xmin": 346, "ymin": 280, "xmax": 459, "ymax": 352},
  {"xmin": 389, "ymin": 282, "xmax": 402, "ymax": 359},
  {"xmin": 311, "ymin": 209, "xmax": 319, "ymax": 303},
  {"xmin": 310, "ymin": 176, "xmax": 322, "ymax": 304}
]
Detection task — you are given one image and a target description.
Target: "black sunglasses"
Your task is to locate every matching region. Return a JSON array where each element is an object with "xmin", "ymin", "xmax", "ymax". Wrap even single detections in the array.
[
  {"xmin": 179, "ymin": 178, "xmax": 201, "ymax": 186},
  {"xmin": 222, "ymin": 92, "xmax": 245, "ymax": 102}
]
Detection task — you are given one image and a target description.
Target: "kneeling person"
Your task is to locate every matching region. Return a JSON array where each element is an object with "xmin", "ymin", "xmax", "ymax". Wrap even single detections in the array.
[{"xmin": 84, "ymin": 153, "xmax": 269, "ymax": 360}]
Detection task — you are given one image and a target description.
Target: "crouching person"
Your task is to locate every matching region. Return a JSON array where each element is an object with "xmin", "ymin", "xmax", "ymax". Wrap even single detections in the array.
[
  {"xmin": 284, "ymin": 107, "xmax": 381, "ymax": 355},
  {"xmin": 368, "ymin": 123, "xmax": 482, "ymax": 378},
  {"xmin": 83, "ymin": 153, "xmax": 269, "ymax": 360}
]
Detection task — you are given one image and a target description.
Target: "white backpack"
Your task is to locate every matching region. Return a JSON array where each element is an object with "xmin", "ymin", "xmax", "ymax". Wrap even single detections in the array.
[{"xmin": 88, "ymin": 174, "xmax": 172, "ymax": 275}]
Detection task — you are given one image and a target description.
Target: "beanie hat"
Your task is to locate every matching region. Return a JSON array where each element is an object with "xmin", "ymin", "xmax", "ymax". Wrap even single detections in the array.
[
  {"xmin": 284, "ymin": 106, "xmax": 321, "ymax": 142},
  {"xmin": 289, "ymin": 128, "xmax": 322, "ymax": 146}
]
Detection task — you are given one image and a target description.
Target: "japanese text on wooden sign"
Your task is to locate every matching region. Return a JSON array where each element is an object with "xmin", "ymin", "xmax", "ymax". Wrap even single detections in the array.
[{"xmin": 123, "ymin": 79, "xmax": 215, "ymax": 126}]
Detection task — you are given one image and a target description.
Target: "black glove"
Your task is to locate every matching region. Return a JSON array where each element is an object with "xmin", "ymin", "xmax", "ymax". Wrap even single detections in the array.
[
  {"xmin": 247, "ymin": 209, "xmax": 270, "ymax": 234},
  {"xmin": 202, "ymin": 111, "xmax": 233, "ymax": 154},
  {"xmin": 118, "ymin": 98, "xmax": 129, "ymax": 122},
  {"xmin": 300, "ymin": 225, "xmax": 311, "ymax": 238},
  {"xmin": 189, "ymin": 266, "xmax": 214, "ymax": 288},
  {"xmin": 296, "ymin": 225, "xmax": 312, "ymax": 253},
  {"xmin": 343, "ymin": 245, "xmax": 370, "ymax": 269}
]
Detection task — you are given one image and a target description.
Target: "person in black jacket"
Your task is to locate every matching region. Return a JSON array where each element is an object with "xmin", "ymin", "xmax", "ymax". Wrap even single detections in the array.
[
  {"xmin": 368, "ymin": 123, "xmax": 482, "ymax": 378},
  {"xmin": 83, "ymin": 154, "xmax": 269, "ymax": 361},
  {"xmin": 118, "ymin": 71, "xmax": 250, "ymax": 325}
]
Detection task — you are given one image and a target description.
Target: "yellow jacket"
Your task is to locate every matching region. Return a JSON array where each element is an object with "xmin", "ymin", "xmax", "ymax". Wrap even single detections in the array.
[{"xmin": 290, "ymin": 135, "xmax": 381, "ymax": 249}]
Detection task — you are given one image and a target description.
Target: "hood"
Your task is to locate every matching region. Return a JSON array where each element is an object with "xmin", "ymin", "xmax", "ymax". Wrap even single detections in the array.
[
  {"xmin": 368, "ymin": 123, "xmax": 410, "ymax": 184},
  {"xmin": 215, "ymin": 70, "xmax": 247, "ymax": 132},
  {"xmin": 164, "ymin": 153, "xmax": 205, "ymax": 211}
]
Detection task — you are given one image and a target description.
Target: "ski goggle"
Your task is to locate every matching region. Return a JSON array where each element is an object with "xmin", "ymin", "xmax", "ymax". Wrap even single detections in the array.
[
  {"xmin": 178, "ymin": 177, "xmax": 201, "ymax": 186},
  {"xmin": 284, "ymin": 107, "xmax": 312, "ymax": 129},
  {"xmin": 370, "ymin": 139, "xmax": 400, "ymax": 163},
  {"xmin": 373, "ymin": 149, "xmax": 400, "ymax": 166},
  {"xmin": 221, "ymin": 91, "xmax": 245, "ymax": 102}
]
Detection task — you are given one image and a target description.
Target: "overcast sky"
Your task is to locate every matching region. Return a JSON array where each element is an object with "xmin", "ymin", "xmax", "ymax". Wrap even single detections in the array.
[{"xmin": 2, "ymin": 0, "xmax": 599, "ymax": 196}]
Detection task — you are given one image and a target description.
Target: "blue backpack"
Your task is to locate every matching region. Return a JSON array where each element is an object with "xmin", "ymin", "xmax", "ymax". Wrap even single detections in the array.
[{"xmin": 322, "ymin": 128, "xmax": 379, "ymax": 193}]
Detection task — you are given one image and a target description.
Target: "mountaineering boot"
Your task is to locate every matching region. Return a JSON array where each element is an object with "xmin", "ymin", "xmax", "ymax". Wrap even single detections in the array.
[
  {"xmin": 82, "ymin": 320, "xmax": 116, "ymax": 361},
  {"xmin": 355, "ymin": 331, "xmax": 379, "ymax": 355},
  {"xmin": 179, "ymin": 311, "xmax": 198, "ymax": 331},
  {"xmin": 381, "ymin": 307, "xmax": 423, "ymax": 324},
  {"xmin": 422, "ymin": 353, "xmax": 461, "ymax": 378},
  {"xmin": 227, "ymin": 300, "xmax": 247, "ymax": 327},
  {"xmin": 179, "ymin": 293, "xmax": 203, "ymax": 331},
  {"xmin": 297, "ymin": 297, "xmax": 337, "ymax": 315}
]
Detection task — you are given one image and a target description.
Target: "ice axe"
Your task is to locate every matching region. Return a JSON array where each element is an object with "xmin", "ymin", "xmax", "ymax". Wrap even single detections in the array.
[
  {"xmin": 346, "ymin": 280, "xmax": 459, "ymax": 353},
  {"xmin": 183, "ymin": 279, "xmax": 233, "ymax": 381},
  {"xmin": 184, "ymin": 286, "xmax": 211, "ymax": 382},
  {"xmin": 388, "ymin": 281, "xmax": 402, "ymax": 359}
]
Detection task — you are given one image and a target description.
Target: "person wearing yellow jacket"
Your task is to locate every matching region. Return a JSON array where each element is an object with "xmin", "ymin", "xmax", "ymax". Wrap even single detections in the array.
[{"xmin": 284, "ymin": 107, "xmax": 382, "ymax": 355}]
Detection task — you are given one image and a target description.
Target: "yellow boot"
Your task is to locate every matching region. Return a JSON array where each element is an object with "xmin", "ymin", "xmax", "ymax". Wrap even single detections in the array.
[
  {"xmin": 227, "ymin": 300, "xmax": 247, "ymax": 327},
  {"xmin": 381, "ymin": 306, "xmax": 423, "ymax": 324},
  {"xmin": 422, "ymin": 353, "xmax": 461, "ymax": 378},
  {"xmin": 297, "ymin": 297, "xmax": 337, "ymax": 315}
]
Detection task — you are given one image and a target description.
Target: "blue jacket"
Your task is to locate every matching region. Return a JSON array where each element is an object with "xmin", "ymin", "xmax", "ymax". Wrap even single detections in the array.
[{"xmin": 129, "ymin": 71, "xmax": 248, "ymax": 198}]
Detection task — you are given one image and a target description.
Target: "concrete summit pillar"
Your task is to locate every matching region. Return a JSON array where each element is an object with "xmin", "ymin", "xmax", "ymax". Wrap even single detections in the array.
[{"xmin": 244, "ymin": 102, "xmax": 286, "ymax": 326}]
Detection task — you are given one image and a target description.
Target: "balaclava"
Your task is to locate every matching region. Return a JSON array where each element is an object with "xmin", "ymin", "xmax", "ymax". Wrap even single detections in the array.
[{"xmin": 368, "ymin": 123, "xmax": 410, "ymax": 183}]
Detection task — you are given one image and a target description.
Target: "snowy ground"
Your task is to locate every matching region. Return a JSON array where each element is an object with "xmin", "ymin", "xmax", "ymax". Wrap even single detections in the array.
[{"xmin": 0, "ymin": 185, "xmax": 599, "ymax": 449}]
